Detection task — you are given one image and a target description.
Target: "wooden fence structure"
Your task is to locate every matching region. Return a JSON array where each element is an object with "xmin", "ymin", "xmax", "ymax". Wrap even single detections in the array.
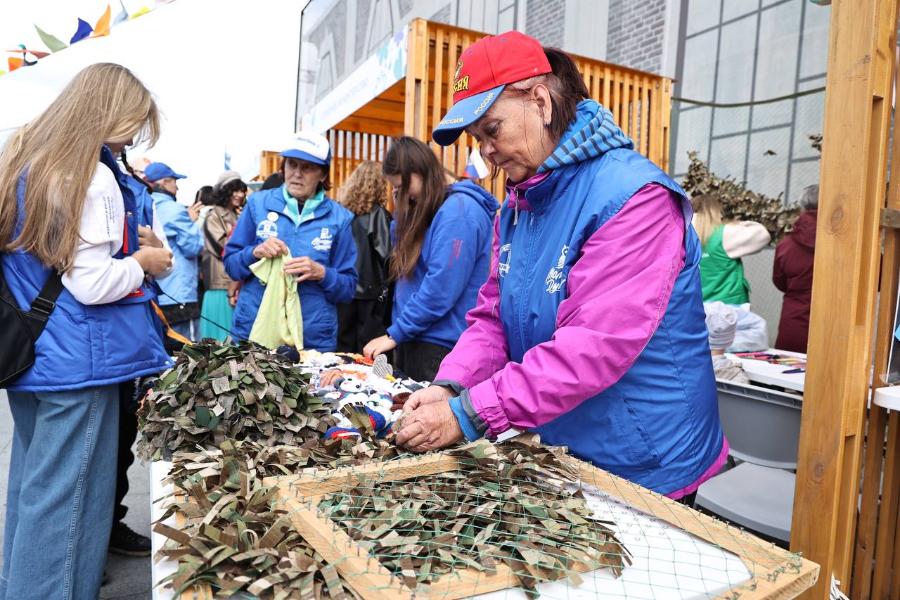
[
  {"xmin": 791, "ymin": 0, "xmax": 900, "ymax": 598},
  {"xmin": 261, "ymin": 18, "xmax": 672, "ymax": 201}
]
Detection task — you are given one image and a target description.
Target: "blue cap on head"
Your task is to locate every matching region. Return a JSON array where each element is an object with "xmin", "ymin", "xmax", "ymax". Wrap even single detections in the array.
[{"xmin": 144, "ymin": 162, "xmax": 187, "ymax": 182}]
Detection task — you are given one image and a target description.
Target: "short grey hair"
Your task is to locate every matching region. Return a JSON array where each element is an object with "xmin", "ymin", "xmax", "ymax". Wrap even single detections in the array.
[{"xmin": 799, "ymin": 184, "xmax": 819, "ymax": 210}]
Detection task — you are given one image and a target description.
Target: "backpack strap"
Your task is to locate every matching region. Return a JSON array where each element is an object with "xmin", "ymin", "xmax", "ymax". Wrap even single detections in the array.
[{"xmin": 23, "ymin": 270, "xmax": 64, "ymax": 338}]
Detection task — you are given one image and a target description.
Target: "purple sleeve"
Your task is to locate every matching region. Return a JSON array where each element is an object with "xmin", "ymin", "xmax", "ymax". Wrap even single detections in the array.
[
  {"xmin": 468, "ymin": 184, "xmax": 687, "ymax": 435},
  {"xmin": 433, "ymin": 215, "xmax": 510, "ymax": 388}
]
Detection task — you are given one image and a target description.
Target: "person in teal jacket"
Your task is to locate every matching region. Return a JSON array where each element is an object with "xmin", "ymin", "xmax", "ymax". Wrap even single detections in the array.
[{"xmin": 224, "ymin": 132, "xmax": 357, "ymax": 351}]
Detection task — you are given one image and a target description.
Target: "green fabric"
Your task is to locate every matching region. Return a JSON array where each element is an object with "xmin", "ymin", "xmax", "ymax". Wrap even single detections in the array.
[
  {"xmin": 200, "ymin": 289, "xmax": 234, "ymax": 342},
  {"xmin": 699, "ymin": 225, "xmax": 750, "ymax": 304},
  {"xmin": 248, "ymin": 252, "xmax": 304, "ymax": 349},
  {"xmin": 281, "ymin": 187, "xmax": 326, "ymax": 225}
]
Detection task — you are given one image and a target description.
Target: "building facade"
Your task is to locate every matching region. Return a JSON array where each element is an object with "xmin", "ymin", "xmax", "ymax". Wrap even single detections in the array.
[{"xmin": 298, "ymin": 0, "xmax": 828, "ymax": 206}]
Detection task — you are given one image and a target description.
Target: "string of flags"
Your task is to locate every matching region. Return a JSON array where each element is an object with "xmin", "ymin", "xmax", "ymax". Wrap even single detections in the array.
[{"xmin": 2, "ymin": 1, "xmax": 176, "ymax": 76}]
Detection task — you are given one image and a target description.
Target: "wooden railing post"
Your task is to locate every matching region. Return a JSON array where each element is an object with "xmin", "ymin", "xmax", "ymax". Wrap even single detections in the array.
[
  {"xmin": 404, "ymin": 18, "xmax": 429, "ymax": 141},
  {"xmin": 790, "ymin": 0, "xmax": 900, "ymax": 598}
]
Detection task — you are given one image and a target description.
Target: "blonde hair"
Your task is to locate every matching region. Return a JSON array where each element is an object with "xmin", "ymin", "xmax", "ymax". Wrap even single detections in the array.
[
  {"xmin": 691, "ymin": 194, "xmax": 724, "ymax": 247},
  {"xmin": 338, "ymin": 161, "xmax": 387, "ymax": 216},
  {"xmin": 0, "ymin": 63, "xmax": 160, "ymax": 272}
]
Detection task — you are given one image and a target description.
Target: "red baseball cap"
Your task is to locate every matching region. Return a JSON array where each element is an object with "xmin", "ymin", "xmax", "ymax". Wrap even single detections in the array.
[{"xmin": 432, "ymin": 31, "xmax": 551, "ymax": 146}]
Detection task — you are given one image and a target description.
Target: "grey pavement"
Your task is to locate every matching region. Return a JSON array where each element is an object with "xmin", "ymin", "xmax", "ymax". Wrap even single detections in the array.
[{"xmin": 0, "ymin": 391, "xmax": 153, "ymax": 599}]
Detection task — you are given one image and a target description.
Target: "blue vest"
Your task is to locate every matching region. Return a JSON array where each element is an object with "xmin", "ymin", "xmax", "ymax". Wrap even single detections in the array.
[
  {"xmin": 224, "ymin": 187, "xmax": 358, "ymax": 351},
  {"xmin": 2, "ymin": 153, "xmax": 171, "ymax": 392},
  {"xmin": 497, "ymin": 149, "xmax": 723, "ymax": 495}
]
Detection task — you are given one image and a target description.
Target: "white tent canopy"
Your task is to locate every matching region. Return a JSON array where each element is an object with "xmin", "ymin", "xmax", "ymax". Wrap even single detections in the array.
[{"xmin": 0, "ymin": 0, "xmax": 302, "ymax": 204}]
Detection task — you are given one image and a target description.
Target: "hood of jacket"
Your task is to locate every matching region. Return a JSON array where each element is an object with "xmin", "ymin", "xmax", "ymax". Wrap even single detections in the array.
[
  {"xmin": 446, "ymin": 178, "xmax": 500, "ymax": 217},
  {"xmin": 790, "ymin": 210, "xmax": 817, "ymax": 249},
  {"xmin": 539, "ymin": 99, "xmax": 634, "ymax": 173}
]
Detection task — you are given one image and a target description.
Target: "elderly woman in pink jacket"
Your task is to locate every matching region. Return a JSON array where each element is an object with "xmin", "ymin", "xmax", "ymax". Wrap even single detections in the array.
[{"xmin": 393, "ymin": 32, "xmax": 726, "ymax": 501}]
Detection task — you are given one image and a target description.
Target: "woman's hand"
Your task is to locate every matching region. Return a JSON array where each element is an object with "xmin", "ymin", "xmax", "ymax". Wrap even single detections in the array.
[
  {"xmin": 137, "ymin": 225, "xmax": 163, "ymax": 248},
  {"xmin": 252, "ymin": 237, "xmax": 289, "ymax": 259},
  {"xmin": 187, "ymin": 201, "xmax": 203, "ymax": 222},
  {"xmin": 318, "ymin": 369, "xmax": 342, "ymax": 387},
  {"xmin": 133, "ymin": 247, "xmax": 173, "ymax": 277},
  {"xmin": 404, "ymin": 385, "xmax": 453, "ymax": 411},
  {"xmin": 363, "ymin": 335, "xmax": 397, "ymax": 360},
  {"xmin": 227, "ymin": 280, "xmax": 241, "ymax": 306},
  {"xmin": 283, "ymin": 256, "xmax": 325, "ymax": 283},
  {"xmin": 394, "ymin": 399, "xmax": 463, "ymax": 452}
]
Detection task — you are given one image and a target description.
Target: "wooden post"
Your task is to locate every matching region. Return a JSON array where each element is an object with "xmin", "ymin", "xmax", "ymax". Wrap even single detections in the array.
[
  {"xmin": 404, "ymin": 19, "xmax": 429, "ymax": 140},
  {"xmin": 790, "ymin": 0, "xmax": 899, "ymax": 598},
  {"xmin": 851, "ymin": 41, "xmax": 900, "ymax": 600}
]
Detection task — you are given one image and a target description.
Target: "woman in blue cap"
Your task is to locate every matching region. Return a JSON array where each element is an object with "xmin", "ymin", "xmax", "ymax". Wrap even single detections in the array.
[
  {"xmin": 146, "ymin": 161, "xmax": 204, "ymax": 342},
  {"xmin": 224, "ymin": 132, "xmax": 357, "ymax": 351}
]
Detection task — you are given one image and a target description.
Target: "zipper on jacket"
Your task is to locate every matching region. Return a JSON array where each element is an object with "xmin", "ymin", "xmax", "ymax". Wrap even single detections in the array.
[
  {"xmin": 513, "ymin": 187, "xmax": 520, "ymax": 226},
  {"xmin": 516, "ymin": 195, "xmax": 538, "ymax": 354}
]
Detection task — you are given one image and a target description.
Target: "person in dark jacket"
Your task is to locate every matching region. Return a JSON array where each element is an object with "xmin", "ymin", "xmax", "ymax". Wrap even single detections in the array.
[
  {"xmin": 362, "ymin": 137, "xmax": 498, "ymax": 381},
  {"xmin": 773, "ymin": 184, "xmax": 818, "ymax": 353},
  {"xmin": 336, "ymin": 161, "xmax": 393, "ymax": 353}
]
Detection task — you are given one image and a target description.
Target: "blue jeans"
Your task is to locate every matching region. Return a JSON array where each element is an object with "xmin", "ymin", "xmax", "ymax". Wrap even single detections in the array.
[
  {"xmin": 0, "ymin": 385, "xmax": 119, "ymax": 600},
  {"xmin": 171, "ymin": 317, "xmax": 199, "ymax": 342}
]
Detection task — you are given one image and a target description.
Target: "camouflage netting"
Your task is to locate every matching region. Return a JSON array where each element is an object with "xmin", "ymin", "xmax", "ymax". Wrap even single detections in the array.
[
  {"xmin": 138, "ymin": 341, "xmax": 336, "ymax": 461},
  {"xmin": 680, "ymin": 150, "xmax": 800, "ymax": 243},
  {"xmin": 155, "ymin": 436, "xmax": 630, "ymax": 599},
  {"xmin": 155, "ymin": 439, "xmax": 372, "ymax": 598},
  {"xmin": 320, "ymin": 437, "xmax": 631, "ymax": 598}
]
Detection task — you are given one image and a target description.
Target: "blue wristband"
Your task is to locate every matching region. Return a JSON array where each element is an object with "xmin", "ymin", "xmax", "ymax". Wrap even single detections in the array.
[{"xmin": 449, "ymin": 396, "xmax": 482, "ymax": 441}]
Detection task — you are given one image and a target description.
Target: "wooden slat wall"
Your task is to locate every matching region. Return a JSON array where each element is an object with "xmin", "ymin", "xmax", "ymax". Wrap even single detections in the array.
[
  {"xmin": 263, "ymin": 19, "xmax": 672, "ymax": 204},
  {"xmin": 850, "ymin": 3, "xmax": 900, "ymax": 597},
  {"xmin": 790, "ymin": 0, "xmax": 900, "ymax": 598}
]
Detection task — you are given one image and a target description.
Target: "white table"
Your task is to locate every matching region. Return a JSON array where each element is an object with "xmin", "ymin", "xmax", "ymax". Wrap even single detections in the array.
[
  {"xmin": 728, "ymin": 349, "xmax": 806, "ymax": 394},
  {"xmin": 874, "ymin": 385, "xmax": 900, "ymax": 410},
  {"xmin": 150, "ymin": 461, "xmax": 752, "ymax": 600}
]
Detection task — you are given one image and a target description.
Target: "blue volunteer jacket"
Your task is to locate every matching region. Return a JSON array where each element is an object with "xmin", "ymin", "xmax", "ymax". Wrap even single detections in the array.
[
  {"xmin": 224, "ymin": 186, "xmax": 357, "ymax": 351},
  {"xmin": 2, "ymin": 148, "xmax": 171, "ymax": 392},
  {"xmin": 387, "ymin": 180, "xmax": 498, "ymax": 349},
  {"xmin": 152, "ymin": 190, "xmax": 202, "ymax": 306},
  {"xmin": 496, "ymin": 100, "xmax": 724, "ymax": 494}
]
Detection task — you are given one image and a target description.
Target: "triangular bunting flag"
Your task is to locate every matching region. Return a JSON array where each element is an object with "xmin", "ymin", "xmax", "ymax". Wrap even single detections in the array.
[
  {"xmin": 113, "ymin": 0, "xmax": 129, "ymax": 25},
  {"xmin": 0, "ymin": 70, "xmax": 7, "ymax": 77},
  {"xmin": 70, "ymin": 18, "xmax": 93, "ymax": 44},
  {"xmin": 35, "ymin": 25, "xmax": 68, "ymax": 52},
  {"xmin": 130, "ymin": 6, "xmax": 152, "ymax": 19},
  {"xmin": 93, "ymin": 5, "xmax": 112, "ymax": 37},
  {"xmin": 8, "ymin": 57, "xmax": 24, "ymax": 72}
]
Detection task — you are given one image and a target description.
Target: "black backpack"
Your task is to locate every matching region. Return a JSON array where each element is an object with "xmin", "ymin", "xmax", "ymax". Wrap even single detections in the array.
[{"xmin": 0, "ymin": 259, "xmax": 63, "ymax": 388}]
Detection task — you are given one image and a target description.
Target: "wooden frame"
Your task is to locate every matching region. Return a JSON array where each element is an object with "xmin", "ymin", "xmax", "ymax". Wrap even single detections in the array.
[
  {"xmin": 261, "ymin": 453, "xmax": 818, "ymax": 600},
  {"xmin": 172, "ymin": 450, "xmax": 817, "ymax": 599},
  {"xmin": 790, "ymin": 1, "xmax": 900, "ymax": 598}
]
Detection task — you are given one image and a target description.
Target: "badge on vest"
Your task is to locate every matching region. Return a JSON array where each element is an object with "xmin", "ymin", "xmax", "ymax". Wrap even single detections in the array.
[
  {"xmin": 312, "ymin": 227, "xmax": 333, "ymax": 252},
  {"xmin": 545, "ymin": 244, "xmax": 568, "ymax": 294},
  {"xmin": 257, "ymin": 217, "xmax": 279, "ymax": 239},
  {"xmin": 498, "ymin": 243, "xmax": 512, "ymax": 278}
]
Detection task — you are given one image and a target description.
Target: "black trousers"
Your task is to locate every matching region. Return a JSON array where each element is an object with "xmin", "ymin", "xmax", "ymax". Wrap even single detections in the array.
[
  {"xmin": 337, "ymin": 298, "xmax": 389, "ymax": 354},
  {"xmin": 114, "ymin": 380, "xmax": 139, "ymax": 523},
  {"xmin": 393, "ymin": 341, "xmax": 451, "ymax": 382}
]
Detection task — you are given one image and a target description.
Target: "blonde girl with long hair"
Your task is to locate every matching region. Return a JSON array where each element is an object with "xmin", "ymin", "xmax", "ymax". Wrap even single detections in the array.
[
  {"xmin": 336, "ymin": 161, "xmax": 393, "ymax": 352},
  {"xmin": 0, "ymin": 63, "xmax": 172, "ymax": 599},
  {"xmin": 691, "ymin": 193, "xmax": 770, "ymax": 304}
]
